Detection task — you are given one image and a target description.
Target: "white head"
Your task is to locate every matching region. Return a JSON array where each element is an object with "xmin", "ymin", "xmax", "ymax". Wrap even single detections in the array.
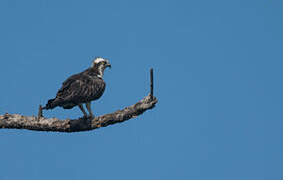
[{"xmin": 91, "ymin": 57, "xmax": 111, "ymax": 78}]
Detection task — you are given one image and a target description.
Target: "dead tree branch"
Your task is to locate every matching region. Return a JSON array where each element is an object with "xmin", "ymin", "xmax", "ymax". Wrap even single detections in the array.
[{"xmin": 0, "ymin": 69, "xmax": 157, "ymax": 133}]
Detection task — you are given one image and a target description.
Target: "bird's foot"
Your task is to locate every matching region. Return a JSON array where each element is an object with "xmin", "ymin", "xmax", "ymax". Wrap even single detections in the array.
[
  {"xmin": 82, "ymin": 115, "xmax": 94, "ymax": 120},
  {"xmin": 88, "ymin": 115, "xmax": 94, "ymax": 119}
]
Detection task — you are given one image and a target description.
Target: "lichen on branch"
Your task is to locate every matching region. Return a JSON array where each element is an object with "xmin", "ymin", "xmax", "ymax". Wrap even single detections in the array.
[{"xmin": 0, "ymin": 95, "xmax": 157, "ymax": 133}]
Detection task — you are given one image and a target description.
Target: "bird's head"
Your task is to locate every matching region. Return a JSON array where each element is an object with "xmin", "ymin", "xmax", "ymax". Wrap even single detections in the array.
[{"xmin": 91, "ymin": 57, "xmax": 111, "ymax": 77}]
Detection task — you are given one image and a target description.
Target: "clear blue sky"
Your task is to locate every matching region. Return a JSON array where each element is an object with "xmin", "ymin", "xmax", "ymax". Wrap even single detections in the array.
[{"xmin": 0, "ymin": 0, "xmax": 282, "ymax": 179}]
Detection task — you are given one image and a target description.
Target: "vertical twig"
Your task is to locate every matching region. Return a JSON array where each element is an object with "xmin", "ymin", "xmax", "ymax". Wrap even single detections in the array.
[
  {"xmin": 150, "ymin": 68, "xmax": 154, "ymax": 100},
  {"xmin": 38, "ymin": 105, "xmax": 43, "ymax": 119}
]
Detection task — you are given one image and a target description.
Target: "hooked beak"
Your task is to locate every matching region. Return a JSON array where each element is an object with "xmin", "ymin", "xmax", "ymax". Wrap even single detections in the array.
[{"xmin": 105, "ymin": 60, "xmax": 111, "ymax": 69}]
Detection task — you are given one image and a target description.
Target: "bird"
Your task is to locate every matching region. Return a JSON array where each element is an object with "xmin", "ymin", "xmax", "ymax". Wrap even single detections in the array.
[{"xmin": 43, "ymin": 57, "xmax": 111, "ymax": 118}]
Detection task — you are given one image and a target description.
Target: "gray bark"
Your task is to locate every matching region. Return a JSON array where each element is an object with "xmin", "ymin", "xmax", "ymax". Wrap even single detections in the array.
[{"xmin": 0, "ymin": 95, "xmax": 157, "ymax": 133}]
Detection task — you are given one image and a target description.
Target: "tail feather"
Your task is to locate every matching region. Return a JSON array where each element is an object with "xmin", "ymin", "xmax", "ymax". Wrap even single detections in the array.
[
  {"xmin": 43, "ymin": 98, "xmax": 76, "ymax": 110},
  {"xmin": 43, "ymin": 98, "xmax": 57, "ymax": 110}
]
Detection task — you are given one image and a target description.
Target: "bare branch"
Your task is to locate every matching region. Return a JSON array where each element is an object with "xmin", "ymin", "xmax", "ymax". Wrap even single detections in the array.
[
  {"xmin": 0, "ymin": 69, "xmax": 158, "ymax": 133},
  {"xmin": 0, "ymin": 95, "xmax": 157, "ymax": 132},
  {"xmin": 150, "ymin": 68, "xmax": 154, "ymax": 100}
]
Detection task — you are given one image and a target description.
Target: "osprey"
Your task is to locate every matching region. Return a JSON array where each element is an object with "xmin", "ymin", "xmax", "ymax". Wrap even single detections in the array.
[{"xmin": 43, "ymin": 57, "xmax": 111, "ymax": 118}]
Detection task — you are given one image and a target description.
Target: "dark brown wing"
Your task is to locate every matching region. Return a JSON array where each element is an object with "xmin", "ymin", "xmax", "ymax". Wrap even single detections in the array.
[{"xmin": 45, "ymin": 70, "xmax": 105, "ymax": 109}]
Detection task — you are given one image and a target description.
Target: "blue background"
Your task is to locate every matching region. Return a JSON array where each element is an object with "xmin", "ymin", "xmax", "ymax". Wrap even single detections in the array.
[{"xmin": 0, "ymin": 0, "xmax": 282, "ymax": 179}]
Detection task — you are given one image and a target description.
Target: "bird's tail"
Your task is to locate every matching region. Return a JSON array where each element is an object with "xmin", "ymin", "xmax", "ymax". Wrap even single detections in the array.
[{"xmin": 42, "ymin": 98, "xmax": 57, "ymax": 110}]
